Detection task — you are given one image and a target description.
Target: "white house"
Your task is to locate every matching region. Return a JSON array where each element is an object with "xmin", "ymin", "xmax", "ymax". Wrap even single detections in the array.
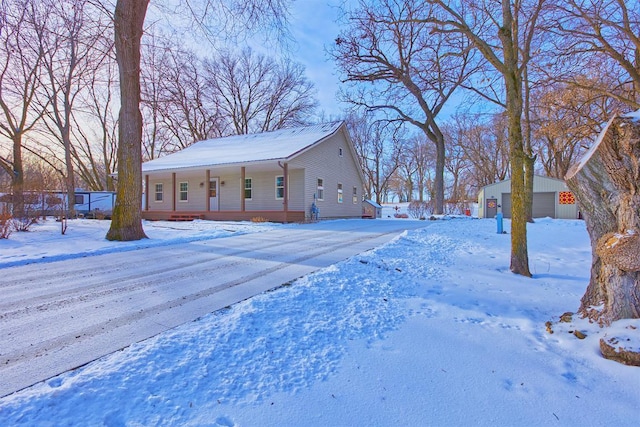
[
  {"xmin": 141, "ymin": 121, "xmax": 366, "ymax": 222},
  {"xmin": 477, "ymin": 175, "xmax": 579, "ymax": 219}
]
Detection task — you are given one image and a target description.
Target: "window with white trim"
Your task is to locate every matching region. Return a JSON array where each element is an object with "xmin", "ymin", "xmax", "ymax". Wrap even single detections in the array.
[
  {"xmin": 317, "ymin": 178, "xmax": 324, "ymax": 201},
  {"xmin": 275, "ymin": 176, "xmax": 285, "ymax": 199},
  {"xmin": 352, "ymin": 186, "xmax": 358, "ymax": 204},
  {"xmin": 339, "ymin": 147, "xmax": 343, "ymax": 157},
  {"xmin": 337, "ymin": 183, "xmax": 343, "ymax": 203},
  {"xmin": 154, "ymin": 183, "xmax": 163, "ymax": 202},
  {"xmin": 244, "ymin": 178, "xmax": 252, "ymax": 200},
  {"xmin": 179, "ymin": 182, "xmax": 188, "ymax": 202}
]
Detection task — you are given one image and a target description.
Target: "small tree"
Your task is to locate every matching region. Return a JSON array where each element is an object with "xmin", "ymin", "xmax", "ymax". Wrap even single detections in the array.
[
  {"xmin": 407, "ymin": 201, "xmax": 429, "ymax": 220},
  {"xmin": 0, "ymin": 205, "xmax": 12, "ymax": 239}
]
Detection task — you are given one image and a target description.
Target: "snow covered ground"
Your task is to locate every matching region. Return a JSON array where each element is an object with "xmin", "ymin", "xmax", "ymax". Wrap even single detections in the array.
[{"xmin": 0, "ymin": 212, "xmax": 639, "ymax": 426}]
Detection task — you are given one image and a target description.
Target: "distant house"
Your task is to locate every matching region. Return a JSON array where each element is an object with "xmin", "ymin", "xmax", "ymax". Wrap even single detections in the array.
[
  {"xmin": 477, "ymin": 175, "xmax": 579, "ymax": 219},
  {"xmin": 141, "ymin": 122, "xmax": 366, "ymax": 222}
]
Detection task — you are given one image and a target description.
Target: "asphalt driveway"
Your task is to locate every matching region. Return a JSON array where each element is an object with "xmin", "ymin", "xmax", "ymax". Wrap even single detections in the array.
[{"xmin": 0, "ymin": 219, "xmax": 427, "ymax": 397}]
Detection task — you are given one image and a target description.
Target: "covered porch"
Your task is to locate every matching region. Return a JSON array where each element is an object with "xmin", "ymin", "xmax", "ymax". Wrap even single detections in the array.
[{"xmin": 142, "ymin": 162, "xmax": 306, "ymax": 223}]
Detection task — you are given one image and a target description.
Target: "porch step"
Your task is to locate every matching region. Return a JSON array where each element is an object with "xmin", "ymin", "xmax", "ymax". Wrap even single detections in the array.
[{"xmin": 167, "ymin": 214, "xmax": 204, "ymax": 222}]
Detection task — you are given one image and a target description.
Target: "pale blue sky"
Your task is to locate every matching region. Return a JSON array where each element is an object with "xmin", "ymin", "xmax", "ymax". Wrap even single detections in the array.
[{"xmin": 289, "ymin": 0, "xmax": 347, "ymax": 118}]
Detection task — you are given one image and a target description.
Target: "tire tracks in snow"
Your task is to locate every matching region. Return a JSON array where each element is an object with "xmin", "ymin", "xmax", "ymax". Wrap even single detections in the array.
[{"xmin": 0, "ymin": 222, "xmax": 422, "ymax": 397}]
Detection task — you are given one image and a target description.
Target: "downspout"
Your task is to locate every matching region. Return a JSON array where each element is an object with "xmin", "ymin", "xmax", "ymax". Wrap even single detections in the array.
[
  {"xmin": 172, "ymin": 173, "xmax": 176, "ymax": 212},
  {"xmin": 206, "ymin": 169, "xmax": 211, "ymax": 212},
  {"xmin": 278, "ymin": 161, "xmax": 288, "ymax": 223}
]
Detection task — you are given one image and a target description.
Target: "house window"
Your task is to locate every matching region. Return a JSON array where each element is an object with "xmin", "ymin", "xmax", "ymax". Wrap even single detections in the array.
[
  {"xmin": 317, "ymin": 178, "xmax": 324, "ymax": 201},
  {"xmin": 155, "ymin": 183, "xmax": 163, "ymax": 202},
  {"xmin": 352, "ymin": 186, "xmax": 358, "ymax": 204},
  {"xmin": 339, "ymin": 147, "xmax": 343, "ymax": 157},
  {"xmin": 338, "ymin": 183, "xmax": 343, "ymax": 203},
  {"xmin": 275, "ymin": 176, "xmax": 285, "ymax": 199},
  {"xmin": 179, "ymin": 182, "xmax": 188, "ymax": 202},
  {"xmin": 244, "ymin": 178, "xmax": 252, "ymax": 200}
]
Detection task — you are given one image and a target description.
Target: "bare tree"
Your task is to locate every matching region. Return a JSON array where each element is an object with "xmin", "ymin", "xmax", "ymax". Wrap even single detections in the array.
[
  {"xmin": 444, "ymin": 133, "xmax": 471, "ymax": 206},
  {"xmin": 445, "ymin": 113, "xmax": 510, "ymax": 197},
  {"xmin": 0, "ymin": 0, "xmax": 48, "ymax": 219},
  {"xmin": 36, "ymin": 0, "xmax": 111, "ymax": 214},
  {"xmin": 107, "ymin": 0, "xmax": 293, "ymax": 241},
  {"xmin": 347, "ymin": 113, "xmax": 402, "ymax": 204},
  {"xmin": 551, "ymin": 0, "xmax": 639, "ymax": 110},
  {"xmin": 401, "ymin": 135, "xmax": 435, "ymax": 203},
  {"xmin": 530, "ymin": 82, "xmax": 620, "ymax": 179},
  {"xmin": 106, "ymin": 0, "xmax": 149, "ymax": 241},
  {"xmin": 140, "ymin": 34, "xmax": 228, "ymax": 158},
  {"xmin": 204, "ymin": 48, "xmax": 317, "ymax": 135},
  {"xmin": 423, "ymin": 0, "xmax": 548, "ymax": 277},
  {"xmin": 78, "ymin": 46, "xmax": 119, "ymax": 191},
  {"xmin": 332, "ymin": 0, "xmax": 479, "ymax": 215}
]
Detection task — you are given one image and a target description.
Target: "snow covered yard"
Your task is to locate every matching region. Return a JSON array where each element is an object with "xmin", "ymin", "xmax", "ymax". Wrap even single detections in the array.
[
  {"xmin": 0, "ymin": 217, "xmax": 638, "ymax": 426},
  {"xmin": 0, "ymin": 218, "xmax": 282, "ymax": 268}
]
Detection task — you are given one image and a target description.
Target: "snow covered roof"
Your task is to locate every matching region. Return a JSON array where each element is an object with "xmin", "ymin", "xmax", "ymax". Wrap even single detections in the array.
[{"xmin": 143, "ymin": 121, "xmax": 345, "ymax": 172}]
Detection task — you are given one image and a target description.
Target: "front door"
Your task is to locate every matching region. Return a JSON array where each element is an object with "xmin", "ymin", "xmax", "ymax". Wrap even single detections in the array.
[
  {"xmin": 486, "ymin": 198, "xmax": 498, "ymax": 218},
  {"xmin": 209, "ymin": 178, "xmax": 219, "ymax": 211}
]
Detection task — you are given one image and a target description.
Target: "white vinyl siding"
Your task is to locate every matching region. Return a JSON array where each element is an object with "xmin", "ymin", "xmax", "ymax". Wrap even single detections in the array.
[{"xmin": 289, "ymin": 129, "xmax": 364, "ymax": 219}]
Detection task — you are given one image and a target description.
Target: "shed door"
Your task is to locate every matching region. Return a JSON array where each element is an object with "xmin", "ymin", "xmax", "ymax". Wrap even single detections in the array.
[
  {"xmin": 209, "ymin": 178, "xmax": 219, "ymax": 211},
  {"xmin": 501, "ymin": 192, "xmax": 556, "ymax": 219},
  {"xmin": 532, "ymin": 192, "xmax": 555, "ymax": 218},
  {"xmin": 485, "ymin": 198, "xmax": 498, "ymax": 218},
  {"xmin": 502, "ymin": 193, "xmax": 512, "ymax": 218}
]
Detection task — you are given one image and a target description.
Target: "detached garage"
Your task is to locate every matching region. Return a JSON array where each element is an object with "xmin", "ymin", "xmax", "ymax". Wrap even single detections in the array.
[{"xmin": 477, "ymin": 175, "xmax": 579, "ymax": 219}]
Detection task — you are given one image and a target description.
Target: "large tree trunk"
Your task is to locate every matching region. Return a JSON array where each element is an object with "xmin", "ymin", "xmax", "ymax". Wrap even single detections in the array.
[
  {"xmin": 106, "ymin": 0, "xmax": 149, "ymax": 241},
  {"xmin": 12, "ymin": 133, "xmax": 25, "ymax": 220},
  {"xmin": 433, "ymin": 133, "xmax": 445, "ymax": 215},
  {"xmin": 500, "ymin": 0, "xmax": 531, "ymax": 277},
  {"xmin": 565, "ymin": 114, "xmax": 640, "ymax": 324}
]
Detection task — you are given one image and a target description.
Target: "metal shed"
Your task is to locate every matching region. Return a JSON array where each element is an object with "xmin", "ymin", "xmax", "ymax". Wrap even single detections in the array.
[
  {"xmin": 362, "ymin": 199, "xmax": 382, "ymax": 218},
  {"xmin": 477, "ymin": 175, "xmax": 579, "ymax": 219}
]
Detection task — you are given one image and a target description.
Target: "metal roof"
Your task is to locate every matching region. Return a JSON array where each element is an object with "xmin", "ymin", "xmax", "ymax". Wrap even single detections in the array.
[{"xmin": 142, "ymin": 121, "xmax": 344, "ymax": 172}]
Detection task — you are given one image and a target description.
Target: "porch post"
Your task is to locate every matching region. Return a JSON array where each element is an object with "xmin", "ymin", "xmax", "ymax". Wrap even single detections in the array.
[
  {"xmin": 144, "ymin": 174, "xmax": 149, "ymax": 211},
  {"xmin": 172, "ymin": 172, "xmax": 176, "ymax": 212},
  {"xmin": 283, "ymin": 162, "xmax": 288, "ymax": 222},
  {"xmin": 241, "ymin": 166, "xmax": 246, "ymax": 212},
  {"xmin": 206, "ymin": 169, "xmax": 211, "ymax": 211}
]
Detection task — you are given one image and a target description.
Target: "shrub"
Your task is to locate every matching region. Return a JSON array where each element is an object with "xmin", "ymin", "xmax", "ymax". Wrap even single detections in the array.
[
  {"xmin": 0, "ymin": 210, "xmax": 12, "ymax": 239},
  {"xmin": 251, "ymin": 216, "xmax": 269, "ymax": 223},
  {"xmin": 407, "ymin": 201, "xmax": 429, "ymax": 219}
]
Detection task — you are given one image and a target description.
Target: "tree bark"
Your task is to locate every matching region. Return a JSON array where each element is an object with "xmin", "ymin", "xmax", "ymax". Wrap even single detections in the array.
[
  {"xmin": 500, "ymin": 3, "xmax": 531, "ymax": 277},
  {"xmin": 565, "ymin": 114, "xmax": 640, "ymax": 324},
  {"xmin": 106, "ymin": 0, "xmax": 149, "ymax": 241},
  {"xmin": 11, "ymin": 133, "xmax": 25, "ymax": 219}
]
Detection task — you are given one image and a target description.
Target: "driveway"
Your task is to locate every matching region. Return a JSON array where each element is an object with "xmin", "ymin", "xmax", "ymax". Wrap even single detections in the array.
[{"xmin": 0, "ymin": 219, "xmax": 427, "ymax": 397}]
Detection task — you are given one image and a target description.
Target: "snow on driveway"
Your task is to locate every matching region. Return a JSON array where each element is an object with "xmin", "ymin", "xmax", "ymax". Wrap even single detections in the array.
[{"xmin": 0, "ymin": 218, "xmax": 426, "ymax": 397}]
